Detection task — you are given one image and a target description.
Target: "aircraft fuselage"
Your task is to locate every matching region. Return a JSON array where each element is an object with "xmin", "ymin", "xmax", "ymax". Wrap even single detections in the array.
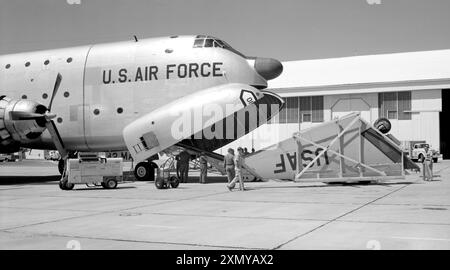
[{"xmin": 0, "ymin": 35, "xmax": 268, "ymax": 152}]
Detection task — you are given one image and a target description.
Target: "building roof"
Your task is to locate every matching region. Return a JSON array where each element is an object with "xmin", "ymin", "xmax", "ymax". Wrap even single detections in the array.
[{"xmin": 268, "ymin": 49, "xmax": 450, "ymax": 96}]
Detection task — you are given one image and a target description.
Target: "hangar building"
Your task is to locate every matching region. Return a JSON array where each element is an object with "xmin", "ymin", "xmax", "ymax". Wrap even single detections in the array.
[{"xmin": 223, "ymin": 49, "xmax": 450, "ymax": 159}]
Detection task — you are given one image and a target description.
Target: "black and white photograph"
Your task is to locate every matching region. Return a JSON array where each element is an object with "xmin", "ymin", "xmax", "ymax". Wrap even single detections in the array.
[{"xmin": 0, "ymin": 0, "xmax": 449, "ymax": 258}]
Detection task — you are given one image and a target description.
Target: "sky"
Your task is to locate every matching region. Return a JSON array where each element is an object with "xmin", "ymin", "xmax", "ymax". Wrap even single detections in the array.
[{"xmin": 1, "ymin": 0, "xmax": 450, "ymax": 61}]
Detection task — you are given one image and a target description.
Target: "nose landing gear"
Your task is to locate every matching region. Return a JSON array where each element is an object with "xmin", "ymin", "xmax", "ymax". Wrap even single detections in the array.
[{"xmin": 133, "ymin": 161, "xmax": 157, "ymax": 181}]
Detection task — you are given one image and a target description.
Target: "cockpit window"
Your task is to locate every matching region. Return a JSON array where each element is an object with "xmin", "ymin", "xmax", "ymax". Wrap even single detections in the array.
[
  {"xmin": 193, "ymin": 39, "xmax": 204, "ymax": 48},
  {"xmin": 193, "ymin": 35, "xmax": 245, "ymax": 57},
  {"xmin": 204, "ymin": 38, "xmax": 214, "ymax": 47}
]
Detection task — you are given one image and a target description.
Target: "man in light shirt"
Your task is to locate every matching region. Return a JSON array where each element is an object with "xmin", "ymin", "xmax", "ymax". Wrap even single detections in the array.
[
  {"xmin": 223, "ymin": 148, "xmax": 235, "ymax": 184},
  {"xmin": 423, "ymin": 145, "xmax": 433, "ymax": 181},
  {"xmin": 227, "ymin": 147, "xmax": 245, "ymax": 191}
]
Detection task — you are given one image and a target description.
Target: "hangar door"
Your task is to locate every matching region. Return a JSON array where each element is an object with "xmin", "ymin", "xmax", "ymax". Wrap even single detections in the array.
[{"xmin": 331, "ymin": 98, "xmax": 371, "ymax": 122}]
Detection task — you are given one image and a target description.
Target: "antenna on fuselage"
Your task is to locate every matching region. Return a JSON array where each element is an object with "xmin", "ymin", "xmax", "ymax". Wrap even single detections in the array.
[{"xmin": 133, "ymin": 35, "xmax": 138, "ymax": 42}]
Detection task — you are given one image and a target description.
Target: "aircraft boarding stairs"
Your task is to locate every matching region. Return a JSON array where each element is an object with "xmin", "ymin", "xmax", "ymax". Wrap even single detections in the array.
[{"xmin": 242, "ymin": 113, "xmax": 420, "ymax": 183}]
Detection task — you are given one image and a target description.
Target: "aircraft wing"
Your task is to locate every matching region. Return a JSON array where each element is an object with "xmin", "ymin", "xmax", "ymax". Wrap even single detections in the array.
[{"xmin": 123, "ymin": 83, "xmax": 281, "ymax": 163}]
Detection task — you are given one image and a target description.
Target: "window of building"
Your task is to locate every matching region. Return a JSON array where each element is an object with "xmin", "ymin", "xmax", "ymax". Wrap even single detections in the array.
[
  {"xmin": 311, "ymin": 96, "xmax": 324, "ymax": 122},
  {"xmin": 286, "ymin": 97, "xmax": 299, "ymax": 123},
  {"xmin": 273, "ymin": 96, "xmax": 324, "ymax": 124},
  {"xmin": 378, "ymin": 91, "xmax": 411, "ymax": 120}
]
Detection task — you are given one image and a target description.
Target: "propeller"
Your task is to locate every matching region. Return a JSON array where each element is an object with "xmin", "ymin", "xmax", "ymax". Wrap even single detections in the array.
[
  {"xmin": 9, "ymin": 73, "xmax": 68, "ymax": 159},
  {"xmin": 48, "ymin": 73, "xmax": 62, "ymax": 112},
  {"xmin": 9, "ymin": 73, "xmax": 61, "ymax": 121}
]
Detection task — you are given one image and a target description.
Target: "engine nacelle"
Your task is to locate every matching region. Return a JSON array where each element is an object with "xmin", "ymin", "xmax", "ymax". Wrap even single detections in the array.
[{"xmin": 0, "ymin": 96, "xmax": 47, "ymax": 153}]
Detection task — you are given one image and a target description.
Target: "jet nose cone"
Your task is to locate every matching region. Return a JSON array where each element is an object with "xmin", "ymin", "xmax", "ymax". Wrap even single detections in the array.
[{"xmin": 254, "ymin": 57, "xmax": 283, "ymax": 80}]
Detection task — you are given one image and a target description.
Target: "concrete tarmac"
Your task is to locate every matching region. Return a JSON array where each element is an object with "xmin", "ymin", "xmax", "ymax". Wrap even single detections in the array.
[{"xmin": 0, "ymin": 159, "xmax": 449, "ymax": 249}]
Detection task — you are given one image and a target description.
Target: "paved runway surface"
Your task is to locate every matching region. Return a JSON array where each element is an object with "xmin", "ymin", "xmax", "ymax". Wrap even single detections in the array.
[{"xmin": 0, "ymin": 160, "xmax": 449, "ymax": 249}]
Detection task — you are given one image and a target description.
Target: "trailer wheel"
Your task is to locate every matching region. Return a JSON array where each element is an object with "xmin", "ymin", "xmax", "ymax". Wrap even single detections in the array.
[
  {"xmin": 59, "ymin": 181, "xmax": 66, "ymax": 190},
  {"xmin": 170, "ymin": 176, "xmax": 180, "ymax": 188},
  {"xmin": 66, "ymin": 183, "xmax": 74, "ymax": 190},
  {"xmin": 58, "ymin": 159, "xmax": 65, "ymax": 175},
  {"xmin": 104, "ymin": 179, "xmax": 118, "ymax": 189},
  {"xmin": 155, "ymin": 177, "xmax": 166, "ymax": 189},
  {"xmin": 59, "ymin": 180, "xmax": 74, "ymax": 190}
]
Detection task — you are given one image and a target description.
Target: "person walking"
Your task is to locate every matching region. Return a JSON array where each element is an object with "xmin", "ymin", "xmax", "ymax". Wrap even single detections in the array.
[
  {"xmin": 223, "ymin": 148, "xmax": 235, "ymax": 184},
  {"xmin": 227, "ymin": 147, "xmax": 245, "ymax": 191},
  {"xmin": 178, "ymin": 150, "xmax": 190, "ymax": 183},
  {"xmin": 423, "ymin": 145, "xmax": 433, "ymax": 181},
  {"xmin": 199, "ymin": 152, "xmax": 208, "ymax": 184}
]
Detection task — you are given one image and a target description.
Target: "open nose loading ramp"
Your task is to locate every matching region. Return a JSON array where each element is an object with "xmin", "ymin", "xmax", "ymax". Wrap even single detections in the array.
[{"xmin": 243, "ymin": 113, "xmax": 420, "ymax": 183}]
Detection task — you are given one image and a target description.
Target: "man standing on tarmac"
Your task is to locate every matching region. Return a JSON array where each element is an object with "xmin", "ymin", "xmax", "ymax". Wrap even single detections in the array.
[
  {"xmin": 423, "ymin": 145, "xmax": 434, "ymax": 181},
  {"xmin": 178, "ymin": 150, "xmax": 190, "ymax": 183},
  {"xmin": 223, "ymin": 148, "xmax": 235, "ymax": 184},
  {"xmin": 199, "ymin": 152, "xmax": 208, "ymax": 184},
  {"xmin": 227, "ymin": 147, "xmax": 245, "ymax": 191}
]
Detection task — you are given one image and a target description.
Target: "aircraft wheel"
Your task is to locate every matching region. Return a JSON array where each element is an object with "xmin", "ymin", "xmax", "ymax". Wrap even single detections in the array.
[
  {"xmin": 134, "ymin": 162, "xmax": 155, "ymax": 181},
  {"xmin": 104, "ymin": 179, "xmax": 118, "ymax": 189},
  {"xmin": 170, "ymin": 176, "xmax": 180, "ymax": 188},
  {"xmin": 58, "ymin": 159, "xmax": 65, "ymax": 175}
]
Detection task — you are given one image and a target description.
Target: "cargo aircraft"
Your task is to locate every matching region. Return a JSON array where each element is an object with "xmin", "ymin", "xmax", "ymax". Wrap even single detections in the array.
[{"xmin": 0, "ymin": 35, "xmax": 284, "ymax": 187}]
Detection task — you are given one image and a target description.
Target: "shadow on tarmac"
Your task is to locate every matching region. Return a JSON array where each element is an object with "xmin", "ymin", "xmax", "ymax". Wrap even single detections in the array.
[
  {"xmin": 0, "ymin": 175, "xmax": 60, "ymax": 185},
  {"xmin": 246, "ymin": 180, "xmax": 418, "ymax": 190},
  {"xmin": 73, "ymin": 186, "xmax": 137, "ymax": 191}
]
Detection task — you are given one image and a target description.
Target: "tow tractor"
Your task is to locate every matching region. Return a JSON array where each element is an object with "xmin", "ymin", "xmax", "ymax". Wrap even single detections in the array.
[{"xmin": 59, "ymin": 152, "xmax": 124, "ymax": 190}]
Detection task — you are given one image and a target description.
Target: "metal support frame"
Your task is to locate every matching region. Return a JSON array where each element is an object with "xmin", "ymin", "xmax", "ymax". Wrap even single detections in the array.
[{"xmin": 293, "ymin": 114, "xmax": 388, "ymax": 180}]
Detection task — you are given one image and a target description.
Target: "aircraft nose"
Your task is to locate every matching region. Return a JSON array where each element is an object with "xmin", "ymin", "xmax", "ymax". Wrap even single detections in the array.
[{"xmin": 253, "ymin": 57, "xmax": 283, "ymax": 80}]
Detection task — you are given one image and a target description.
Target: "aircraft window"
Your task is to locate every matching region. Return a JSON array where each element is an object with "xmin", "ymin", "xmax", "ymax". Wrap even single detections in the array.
[
  {"xmin": 192, "ymin": 35, "xmax": 245, "ymax": 57},
  {"xmin": 57, "ymin": 117, "xmax": 63, "ymax": 123},
  {"xmin": 93, "ymin": 109, "xmax": 100, "ymax": 115},
  {"xmin": 193, "ymin": 39, "xmax": 204, "ymax": 48},
  {"xmin": 44, "ymin": 60, "xmax": 50, "ymax": 65},
  {"xmin": 165, "ymin": 49, "xmax": 173, "ymax": 53},
  {"xmin": 5, "ymin": 64, "xmax": 11, "ymax": 69},
  {"xmin": 63, "ymin": 91, "xmax": 70, "ymax": 98},
  {"xmin": 170, "ymin": 35, "xmax": 178, "ymax": 38},
  {"xmin": 22, "ymin": 95, "xmax": 27, "ymax": 99},
  {"xmin": 66, "ymin": 57, "xmax": 72, "ymax": 63},
  {"xmin": 213, "ymin": 40, "xmax": 224, "ymax": 48},
  {"xmin": 117, "ymin": 107, "xmax": 123, "ymax": 114},
  {"xmin": 204, "ymin": 39, "xmax": 214, "ymax": 47},
  {"xmin": 25, "ymin": 62, "xmax": 30, "ymax": 67},
  {"xmin": 42, "ymin": 93, "xmax": 48, "ymax": 99}
]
